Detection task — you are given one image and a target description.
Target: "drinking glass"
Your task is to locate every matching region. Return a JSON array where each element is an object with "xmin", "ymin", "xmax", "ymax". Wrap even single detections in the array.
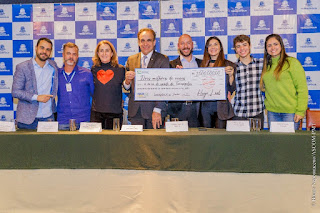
[
  {"xmin": 69, "ymin": 119, "xmax": 77, "ymax": 131},
  {"xmin": 113, "ymin": 118, "xmax": 120, "ymax": 131}
]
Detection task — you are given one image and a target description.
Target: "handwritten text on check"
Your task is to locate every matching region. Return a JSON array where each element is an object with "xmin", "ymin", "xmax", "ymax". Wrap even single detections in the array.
[{"xmin": 134, "ymin": 67, "xmax": 226, "ymax": 101}]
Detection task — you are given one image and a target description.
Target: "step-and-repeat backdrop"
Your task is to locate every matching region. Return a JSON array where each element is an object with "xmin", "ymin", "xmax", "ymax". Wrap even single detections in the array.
[{"xmin": 0, "ymin": 0, "xmax": 319, "ymax": 123}]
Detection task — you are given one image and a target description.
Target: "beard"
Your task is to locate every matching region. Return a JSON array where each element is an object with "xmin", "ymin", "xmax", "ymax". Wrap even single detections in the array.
[
  {"xmin": 179, "ymin": 48, "xmax": 193, "ymax": 57},
  {"xmin": 66, "ymin": 60, "xmax": 75, "ymax": 66},
  {"xmin": 65, "ymin": 59, "xmax": 76, "ymax": 66},
  {"xmin": 36, "ymin": 52, "xmax": 49, "ymax": 61}
]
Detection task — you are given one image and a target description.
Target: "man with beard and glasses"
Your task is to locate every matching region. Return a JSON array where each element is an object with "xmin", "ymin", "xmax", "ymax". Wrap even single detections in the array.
[
  {"xmin": 167, "ymin": 34, "xmax": 202, "ymax": 127},
  {"xmin": 56, "ymin": 42, "xmax": 94, "ymax": 130},
  {"xmin": 12, "ymin": 38, "xmax": 59, "ymax": 129}
]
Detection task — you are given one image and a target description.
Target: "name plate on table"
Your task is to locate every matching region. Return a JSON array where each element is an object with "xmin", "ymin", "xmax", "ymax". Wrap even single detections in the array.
[
  {"xmin": 134, "ymin": 67, "xmax": 226, "ymax": 101},
  {"xmin": 0, "ymin": 121, "xmax": 16, "ymax": 132},
  {"xmin": 79, "ymin": 122, "xmax": 102, "ymax": 132},
  {"xmin": 37, "ymin": 122, "xmax": 58, "ymax": 132},
  {"xmin": 121, "ymin": 125, "xmax": 143, "ymax": 132},
  {"xmin": 226, "ymin": 120, "xmax": 250, "ymax": 132},
  {"xmin": 165, "ymin": 121, "xmax": 188, "ymax": 132},
  {"xmin": 270, "ymin": 122, "xmax": 295, "ymax": 133}
]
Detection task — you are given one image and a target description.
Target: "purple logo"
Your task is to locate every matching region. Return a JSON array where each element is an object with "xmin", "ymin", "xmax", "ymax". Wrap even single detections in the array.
[
  {"xmin": 76, "ymin": 21, "xmax": 96, "ymax": 39},
  {"xmin": 97, "ymin": 3, "xmax": 117, "ymax": 20},
  {"xmin": 183, "ymin": 0, "xmax": 205, "ymax": 18},
  {"xmin": 54, "ymin": 4, "xmax": 75, "ymax": 21}
]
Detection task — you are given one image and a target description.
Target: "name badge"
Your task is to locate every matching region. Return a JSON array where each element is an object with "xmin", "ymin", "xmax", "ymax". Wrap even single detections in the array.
[
  {"xmin": 270, "ymin": 122, "xmax": 295, "ymax": 133},
  {"xmin": 66, "ymin": 83, "xmax": 72, "ymax": 92},
  {"xmin": 121, "ymin": 125, "xmax": 143, "ymax": 132},
  {"xmin": 226, "ymin": 120, "xmax": 250, "ymax": 132},
  {"xmin": 37, "ymin": 121, "xmax": 59, "ymax": 132},
  {"xmin": 79, "ymin": 122, "xmax": 102, "ymax": 132},
  {"xmin": 0, "ymin": 121, "xmax": 16, "ymax": 132},
  {"xmin": 165, "ymin": 121, "xmax": 189, "ymax": 132}
]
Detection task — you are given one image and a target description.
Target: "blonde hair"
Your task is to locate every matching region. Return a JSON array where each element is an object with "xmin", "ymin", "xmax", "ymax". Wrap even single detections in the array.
[
  {"xmin": 260, "ymin": 34, "xmax": 289, "ymax": 91},
  {"xmin": 63, "ymin": 42, "xmax": 78, "ymax": 52},
  {"xmin": 92, "ymin": 40, "xmax": 118, "ymax": 67}
]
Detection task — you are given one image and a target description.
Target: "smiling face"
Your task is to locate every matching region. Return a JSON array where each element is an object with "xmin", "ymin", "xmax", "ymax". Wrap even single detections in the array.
[
  {"xmin": 266, "ymin": 37, "xmax": 282, "ymax": 58},
  {"xmin": 178, "ymin": 34, "xmax": 193, "ymax": 58},
  {"xmin": 234, "ymin": 41, "xmax": 251, "ymax": 59},
  {"xmin": 138, "ymin": 30, "xmax": 156, "ymax": 55},
  {"xmin": 98, "ymin": 43, "xmax": 113, "ymax": 64},
  {"xmin": 35, "ymin": 40, "xmax": 52, "ymax": 62},
  {"xmin": 63, "ymin": 46, "xmax": 78, "ymax": 67},
  {"xmin": 207, "ymin": 38, "xmax": 221, "ymax": 60}
]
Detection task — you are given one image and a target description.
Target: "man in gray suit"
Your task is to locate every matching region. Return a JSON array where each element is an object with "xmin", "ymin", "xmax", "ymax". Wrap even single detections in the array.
[
  {"xmin": 124, "ymin": 28, "xmax": 170, "ymax": 129},
  {"xmin": 168, "ymin": 34, "xmax": 202, "ymax": 127},
  {"xmin": 12, "ymin": 37, "xmax": 58, "ymax": 129}
]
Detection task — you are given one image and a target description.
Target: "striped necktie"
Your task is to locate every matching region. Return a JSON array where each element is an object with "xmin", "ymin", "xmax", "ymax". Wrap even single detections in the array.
[{"xmin": 142, "ymin": 55, "xmax": 147, "ymax": 68}]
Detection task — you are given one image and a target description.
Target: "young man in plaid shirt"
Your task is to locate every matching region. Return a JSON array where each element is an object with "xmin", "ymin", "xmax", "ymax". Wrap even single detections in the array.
[{"xmin": 232, "ymin": 35, "xmax": 265, "ymax": 128}]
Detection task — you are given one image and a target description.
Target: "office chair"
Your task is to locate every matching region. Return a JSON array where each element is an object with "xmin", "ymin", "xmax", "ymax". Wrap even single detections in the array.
[{"xmin": 305, "ymin": 108, "xmax": 320, "ymax": 130}]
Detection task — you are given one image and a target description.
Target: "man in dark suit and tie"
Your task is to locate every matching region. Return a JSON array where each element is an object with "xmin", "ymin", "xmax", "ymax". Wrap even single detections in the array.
[
  {"xmin": 124, "ymin": 28, "xmax": 170, "ymax": 129},
  {"xmin": 12, "ymin": 37, "xmax": 58, "ymax": 129},
  {"xmin": 168, "ymin": 34, "xmax": 202, "ymax": 127}
]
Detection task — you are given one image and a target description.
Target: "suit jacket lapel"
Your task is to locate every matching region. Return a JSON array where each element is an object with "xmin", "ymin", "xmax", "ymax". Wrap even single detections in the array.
[
  {"xmin": 176, "ymin": 57, "xmax": 182, "ymax": 67},
  {"xmin": 147, "ymin": 51, "xmax": 156, "ymax": 68},
  {"xmin": 48, "ymin": 59, "xmax": 58, "ymax": 97},
  {"xmin": 28, "ymin": 59, "xmax": 38, "ymax": 94}
]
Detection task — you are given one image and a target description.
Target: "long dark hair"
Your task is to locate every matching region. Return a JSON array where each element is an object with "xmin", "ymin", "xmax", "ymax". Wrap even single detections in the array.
[
  {"xmin": 260, "ymin": 34, "xmax": 289, "ymax": 91},
  {"xmin": 200, "ymin": 36, "xmax": 226, "ymax": 67}
]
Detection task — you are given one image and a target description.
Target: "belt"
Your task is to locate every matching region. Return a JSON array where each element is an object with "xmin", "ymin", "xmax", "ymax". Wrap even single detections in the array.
[{"xmin": 169, "ymin": 101, "xmax": 193, "ymax": 105}]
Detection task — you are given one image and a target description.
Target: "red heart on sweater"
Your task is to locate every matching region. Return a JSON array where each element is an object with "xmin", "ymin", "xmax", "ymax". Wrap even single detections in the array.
[{"xmin": 97, "ymin": 69, "xmax": 114, "ymax": 84}]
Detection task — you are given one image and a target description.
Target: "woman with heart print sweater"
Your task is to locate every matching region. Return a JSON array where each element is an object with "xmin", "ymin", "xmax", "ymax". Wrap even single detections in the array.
[{"xmin": 91, "ymin": 40, "xmax": 125, "ymax": 129}]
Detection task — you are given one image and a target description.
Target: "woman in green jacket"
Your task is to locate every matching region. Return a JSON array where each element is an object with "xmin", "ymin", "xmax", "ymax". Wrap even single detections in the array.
[{"xmin": 260, "ymin": 34, "xmax": 308, "ymax": 130}]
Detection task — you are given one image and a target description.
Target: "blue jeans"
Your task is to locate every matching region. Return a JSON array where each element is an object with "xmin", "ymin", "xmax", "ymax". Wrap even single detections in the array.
[
  {"xmin": 17, "ymin": 114, "xmax": 54, "ymax": 130},
  {"xmin": 267, "ymin": 111, "xmax": 300, "ymax": 130}
]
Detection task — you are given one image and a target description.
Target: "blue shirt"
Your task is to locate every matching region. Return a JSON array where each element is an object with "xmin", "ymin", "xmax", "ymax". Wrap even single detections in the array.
[
  {"xmin": 180, "ymin": 55, "xmax": 198, "ymax": 68},
  {"xmin": 57, "ymin": 65, "xmax": 94, "ymax": 124},
  {"xmin": 32, "ymin": 58, "xmax": 55, "ymax": 118}
]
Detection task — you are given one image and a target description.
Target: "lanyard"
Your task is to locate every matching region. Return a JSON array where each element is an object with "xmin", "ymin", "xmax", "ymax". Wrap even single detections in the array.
[{"xmin": 63, "ymin": 71, "xmax": 76, "ymax": 84}]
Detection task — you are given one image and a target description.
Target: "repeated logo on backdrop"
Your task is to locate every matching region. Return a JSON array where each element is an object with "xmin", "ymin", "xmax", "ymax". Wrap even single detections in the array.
[
  {"xmin": 0, "ymin": 23, "xmax": 12, "ymax": 40},
  {"xmin": 0, "ymin": 0, "xmax": 319, "ymax": 118},
  {"xmin": 0, "ymin": 58, "xmax": 13, "ymax": 75}
]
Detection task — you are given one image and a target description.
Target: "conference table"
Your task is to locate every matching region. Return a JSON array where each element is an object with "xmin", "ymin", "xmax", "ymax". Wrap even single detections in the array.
[{"xmin": 0, "ymin": 129, "xmax": 319, "ymax": 212}]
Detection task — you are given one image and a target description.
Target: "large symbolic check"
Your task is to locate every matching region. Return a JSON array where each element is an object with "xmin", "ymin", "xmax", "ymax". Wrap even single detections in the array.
[{"xmin": 134, "ymin": 67, "xmax": 226, "ymax": 101}]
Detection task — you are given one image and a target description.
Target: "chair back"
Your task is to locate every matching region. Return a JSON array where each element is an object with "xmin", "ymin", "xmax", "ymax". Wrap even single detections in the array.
[{"xmin": 306, "ymin": 109, "xmax": 320, "ymax": 130}]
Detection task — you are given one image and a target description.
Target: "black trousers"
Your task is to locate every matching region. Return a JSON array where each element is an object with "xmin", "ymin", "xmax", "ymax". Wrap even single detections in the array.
[
  {"xmin": 90, "ymin": 111, "xmax": 122, "ymax": 129},
  {"xmin": 128, "ymin": 107, "xmax": 164, "ymax": 129}
]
